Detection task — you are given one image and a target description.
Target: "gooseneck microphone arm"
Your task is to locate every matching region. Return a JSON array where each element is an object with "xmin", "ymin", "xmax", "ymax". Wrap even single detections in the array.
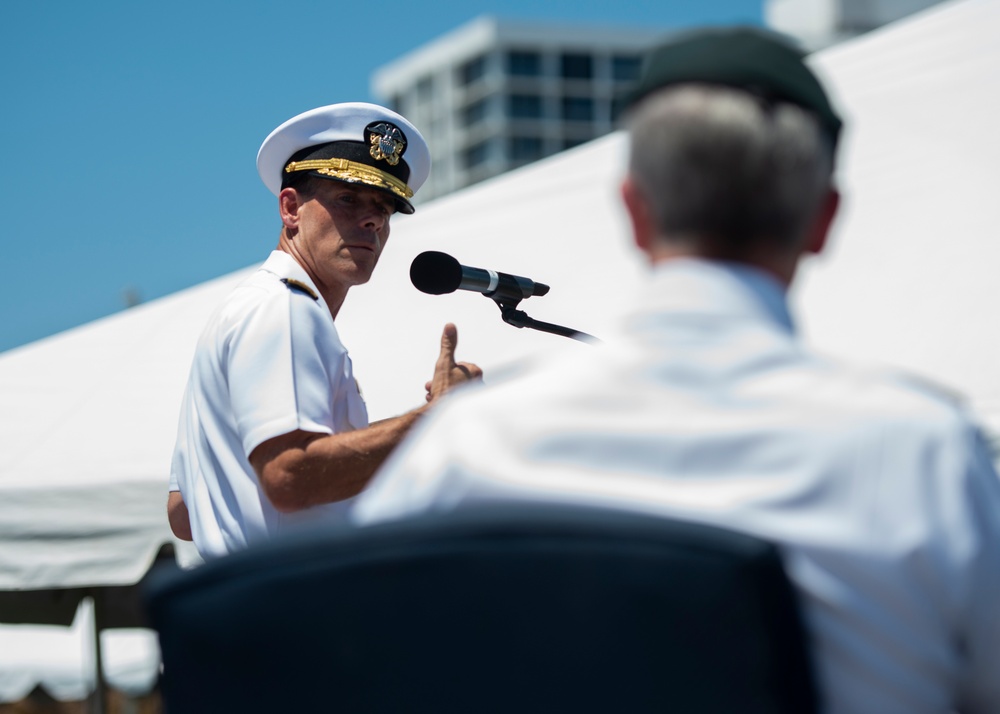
[
  {"xmin": 409, "ymin": 251, "xmax": 598, "ymax": 343},
  {"xmin": 493, "ymin": 302, "xmax": 597, "ymax": 342}
]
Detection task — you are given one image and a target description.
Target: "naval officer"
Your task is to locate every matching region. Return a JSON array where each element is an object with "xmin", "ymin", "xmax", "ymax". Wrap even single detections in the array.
[{"xmin": 168, "ymin": 102, "xmax": 481, "ymax": 559}]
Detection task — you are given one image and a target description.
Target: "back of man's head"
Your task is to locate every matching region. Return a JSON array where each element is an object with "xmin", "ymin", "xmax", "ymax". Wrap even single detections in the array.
[{"xmin": 624, "ymin": 28, "xmax": 841, "ymax": 262}]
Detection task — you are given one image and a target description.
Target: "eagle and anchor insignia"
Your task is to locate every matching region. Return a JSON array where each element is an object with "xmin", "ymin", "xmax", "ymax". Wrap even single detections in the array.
[{"xmin": 367, "ymin": 122, "xmax": 407, "ymax": 166}]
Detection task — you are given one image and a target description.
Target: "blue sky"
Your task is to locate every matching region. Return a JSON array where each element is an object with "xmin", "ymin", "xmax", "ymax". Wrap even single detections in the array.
[{"xmin": 0, "ymin": 0, "xmax": 762, "ymax": 353}]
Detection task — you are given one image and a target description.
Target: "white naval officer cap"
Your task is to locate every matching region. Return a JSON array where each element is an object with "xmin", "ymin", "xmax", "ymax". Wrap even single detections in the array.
[{"xmin": 256, "ymin": 102, "xmax": 430, "ymax": 214}]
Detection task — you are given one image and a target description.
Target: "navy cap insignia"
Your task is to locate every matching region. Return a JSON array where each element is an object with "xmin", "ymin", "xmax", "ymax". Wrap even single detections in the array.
[{"xmin": 367, "ymin": 122, "xmax": 407, "ymax": 166}]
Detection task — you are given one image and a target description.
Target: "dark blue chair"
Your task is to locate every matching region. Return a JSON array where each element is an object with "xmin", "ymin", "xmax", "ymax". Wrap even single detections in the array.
[{"xmin": 144, "ymin": 503, "xmax": 818, "ymax": 713}]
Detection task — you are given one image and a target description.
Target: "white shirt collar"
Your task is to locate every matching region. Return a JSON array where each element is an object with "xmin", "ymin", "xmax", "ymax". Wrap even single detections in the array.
[
  {"xmin": 258, "ymin": 250, "xmax": 330, "ymax": 312},
  {"xmin": 629, "ymin": 258, "xmax": 795, "ymax": 336},
  {"xmin": 259, "ymin": 250, "xmax": 314, "ymax": 285}
]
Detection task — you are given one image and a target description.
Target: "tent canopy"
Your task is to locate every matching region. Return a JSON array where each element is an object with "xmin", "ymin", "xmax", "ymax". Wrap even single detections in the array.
[
  {"xmin": 793, "ymin": 0, "xmax": 1000, "ymax": 437},
  {"xmin": 1, "ymin": 0, "xmax": 998, "ymax": 703},
  {"xmin": 2, "ymin": 0, "xmax": 998, "ymax": 597}
]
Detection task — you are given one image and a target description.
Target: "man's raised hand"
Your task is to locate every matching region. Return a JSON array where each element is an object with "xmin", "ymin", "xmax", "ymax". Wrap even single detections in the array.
[{"xmin": 425, "ymin": 323, "xmax": 482, "ymax": 402}]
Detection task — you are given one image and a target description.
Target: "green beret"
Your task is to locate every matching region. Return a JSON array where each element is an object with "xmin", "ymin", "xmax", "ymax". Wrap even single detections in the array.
[{"xmin": 627, "ymin": 27, "xmax": 843, "ymax": 151}]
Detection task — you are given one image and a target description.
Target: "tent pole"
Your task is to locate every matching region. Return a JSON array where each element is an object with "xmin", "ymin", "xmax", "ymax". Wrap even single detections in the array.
[{"xmin": 88, "ymin": 590, "xmax": 108, "ymax": 714}]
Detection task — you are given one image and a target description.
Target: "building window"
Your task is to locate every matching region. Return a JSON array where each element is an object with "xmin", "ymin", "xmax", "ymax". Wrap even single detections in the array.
[
  {"xmin": 562, "ymin": 96, "xmax": 594, "ymax": 122},
  {"xmin": 508, "ymin": 136, "xmax": 544, "ymax": 162},
  {"xmin": 416, "ymin": 75, "xmax": 434, "ymax": 99},
  {"xmin": 612, "ymin": 55, "xmax": 643, "ymax": 82},
  {"xmin": 563, "ymin": 136, "xmax": 589, "ymax": 151},
  {"xmin": 462, "ymin": 98, "xmax": 490, "ymax": 126},
  {"xmin": 560, "ymin": 53, "xmax": 593, "ymax": 80},
  {"xmin": 610, "ymin": 96, "xmax": 629, "ymax": 123},
  {"xmin": 459, "ymin": 55, "xmax": 487, "ymax": 85},
  {"xmin": 507, "ymin": 50, "xmax": 541, "ymax": 76},
  {"xmin": 507, "ymin": 94, "xmax": 543, "ymax": 119},
  {"xmin": 463, "ymin": 140, "xmax": 491, "ymax": 169}
]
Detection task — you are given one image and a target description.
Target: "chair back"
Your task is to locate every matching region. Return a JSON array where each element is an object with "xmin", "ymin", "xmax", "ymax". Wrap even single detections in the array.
[{"xmin": 145, "ymin": 504, "xmax": 818, "ymax": 713}]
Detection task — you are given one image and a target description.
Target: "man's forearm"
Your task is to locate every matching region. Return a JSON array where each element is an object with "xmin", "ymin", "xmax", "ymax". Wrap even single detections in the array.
[
  {"xmin": 167, "ymin": 491, "xmax": 194, "ymax": 541},
  {"xmin": 250, "ymin": 407, "xmax": 428, "ymax": 513},
  {"xmin": 250, "ymin": 322, "xmax": 482, "ymax": 514}
]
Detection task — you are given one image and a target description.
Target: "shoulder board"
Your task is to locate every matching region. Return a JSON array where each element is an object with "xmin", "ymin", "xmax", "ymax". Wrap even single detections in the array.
[{"xmin": 280, "ymin": 278, "xmax": 319, "ymax": 301}]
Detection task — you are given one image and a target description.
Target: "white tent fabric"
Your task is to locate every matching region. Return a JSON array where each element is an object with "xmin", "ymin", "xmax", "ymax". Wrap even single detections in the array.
[
  {"xmin": 340, "ymin": 0, "xmax": 1000, "ymax": 434},
  {"xmin": 0, "ymin": 601, "xmax": 158, "ymax": 701},
  {"xmin": 0, "ymin": 273, "xmax": 230, "ymax": 590},
  {"xmin": 793, "ymin": 0, "xmax": 1000, "ymax": 437},
  {"xmin": 1, "ymin": 0, "xmax": 997, "ymax": 701}
]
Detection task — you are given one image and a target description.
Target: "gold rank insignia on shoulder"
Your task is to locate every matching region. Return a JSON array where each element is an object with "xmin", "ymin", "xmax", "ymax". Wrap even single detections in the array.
[
  {"xmin": 367, "ymin": 122, "xmax": 406, "ymax": 166},
  {"xmin": 280, "ymin": 278, "xmax": 319, "ymax": 301}
]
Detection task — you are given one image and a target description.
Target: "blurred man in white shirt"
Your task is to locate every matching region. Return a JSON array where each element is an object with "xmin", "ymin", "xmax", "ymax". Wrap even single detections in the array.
[{"xmin": 354, "ymin": 29, "xmax": 1000, "ymax": 714}]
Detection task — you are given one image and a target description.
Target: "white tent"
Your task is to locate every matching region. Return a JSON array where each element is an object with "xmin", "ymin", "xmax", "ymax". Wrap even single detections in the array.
[
  {"xmin": 1, "ymin": 0, "xmax": 997, "ymax": 701},
  {"xmin": 340, "ymin": 0, "xmax": 1000, "ymax": 436},
  {"xmin": 793, "ymin": 0, "xmax": 1000, "ymax": 437},
  {"xmin": 0, "ymin": 601, "xmax": 158, "ymax": 703}
]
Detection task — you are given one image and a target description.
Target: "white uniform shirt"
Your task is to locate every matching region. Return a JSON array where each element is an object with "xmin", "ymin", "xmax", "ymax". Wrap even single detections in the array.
[
  {"xmin": 172, "ymin": 250, "xmax": 368, "ymax": 559},
  {"xmin": 355, "ymin": 259, "xmax": 1000, "ymax": 714}
]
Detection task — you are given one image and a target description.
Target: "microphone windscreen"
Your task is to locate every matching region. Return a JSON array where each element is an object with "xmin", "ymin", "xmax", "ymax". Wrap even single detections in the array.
[{"xmin": 410, "ymin": 251, "xmax": 463, "ymax": 295}]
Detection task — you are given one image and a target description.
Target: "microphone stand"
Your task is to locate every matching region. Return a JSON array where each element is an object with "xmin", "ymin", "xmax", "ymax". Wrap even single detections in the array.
[{"xmin": 491, "ymin": 297, "xmax": 599, "ymax": 343}]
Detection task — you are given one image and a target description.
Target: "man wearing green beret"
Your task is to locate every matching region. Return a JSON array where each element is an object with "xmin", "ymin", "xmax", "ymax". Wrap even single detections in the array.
[{"xmin": 353, "ymin": 28, "xmax": 1000, "ymax": 714}]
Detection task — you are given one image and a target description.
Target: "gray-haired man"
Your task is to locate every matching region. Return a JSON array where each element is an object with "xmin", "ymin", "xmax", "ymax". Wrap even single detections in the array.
[{"xmin": 354, "ymin": 29, "xmax": 1000, "ymax": 714}]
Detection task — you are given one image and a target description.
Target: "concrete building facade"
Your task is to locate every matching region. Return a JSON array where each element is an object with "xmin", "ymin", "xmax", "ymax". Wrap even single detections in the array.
[{"xmin": 373, "ymin": 1, "xmax": 946, "ymax": 203}]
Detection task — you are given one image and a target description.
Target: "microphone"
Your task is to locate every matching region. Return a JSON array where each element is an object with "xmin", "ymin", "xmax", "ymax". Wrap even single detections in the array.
[{"xmin": 410, "ymin": 251, "xmax": 549, "ymax": 302}]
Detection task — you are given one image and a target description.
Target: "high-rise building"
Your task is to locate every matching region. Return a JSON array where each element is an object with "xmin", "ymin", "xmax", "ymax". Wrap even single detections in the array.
[
  {"xmin": 371, "ymin": 17, "xmax": 664, "ymax": 204},
  {"xmin": 374, "ymin": 3, "xmax": 946, "ymax": 205}
]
